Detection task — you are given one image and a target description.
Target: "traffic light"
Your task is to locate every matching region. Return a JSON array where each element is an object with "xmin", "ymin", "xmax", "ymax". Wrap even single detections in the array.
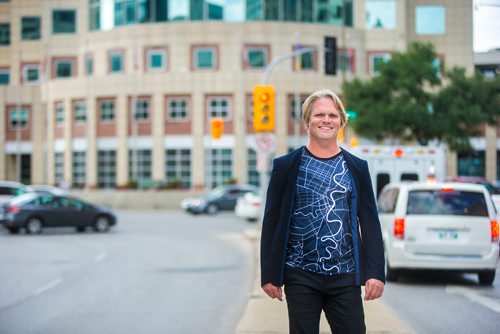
[
  {"xmin": 253, "ymin": 85, "xmax": 275, "ymax": 132},
  {"xmin": 324, "ymin": 36, "xmax": 337, "ymax": 75},
  {"xmin": 211, "ymin": 118, "xmax": 224, "ymax": 140}
]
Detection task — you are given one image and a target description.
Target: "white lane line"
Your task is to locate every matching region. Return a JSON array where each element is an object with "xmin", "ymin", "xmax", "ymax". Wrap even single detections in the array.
[
  {"xmin": 33, "ymin": 278, "xmax": 63, "ymax": 296},
  {"xmin": 446, "ymin": 285, "xmax": 500, "ymax": 314},
  {"xmin": 95, "ymin": 252, "xmax": 107, "ymax": 263}
]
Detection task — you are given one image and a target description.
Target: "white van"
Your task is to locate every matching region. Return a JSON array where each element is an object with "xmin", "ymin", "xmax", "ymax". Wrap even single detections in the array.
[{"xmin": 378, "ymin": 182, "xmax": 499, "ymax": 285}]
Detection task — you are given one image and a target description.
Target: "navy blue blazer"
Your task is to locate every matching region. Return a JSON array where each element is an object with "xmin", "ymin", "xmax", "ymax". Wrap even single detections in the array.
[{"xmin": 260, "ymin": 147, "xmax": 385, "ymax": 287}]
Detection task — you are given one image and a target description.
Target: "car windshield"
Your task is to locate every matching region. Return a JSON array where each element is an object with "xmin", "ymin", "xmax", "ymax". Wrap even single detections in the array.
[
  {"xmin": 208, "ymin": 186, "xmax": 227, "ymax": 197},
  {"xmin": 407, "ymin": 190, "xmax": 488, "ymax": 216}
]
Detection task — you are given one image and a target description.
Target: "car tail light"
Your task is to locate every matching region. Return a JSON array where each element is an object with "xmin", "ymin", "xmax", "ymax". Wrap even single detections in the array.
[
  {"xmin": 7, "ymin": 205, "xmax": 21, "ymax": 214},
  {"xmin": 394, "ymin": 218, "xmax": 405, "ymax": 239},
  {"xmin": 491, "ymin": 219, "xmax": 499, "ymax": 242}
]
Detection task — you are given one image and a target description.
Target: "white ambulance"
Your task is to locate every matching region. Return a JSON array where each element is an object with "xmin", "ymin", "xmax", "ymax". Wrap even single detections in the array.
[{"xmin": 349, "ymin": 145, "xmax": 447, "ymax": 198}]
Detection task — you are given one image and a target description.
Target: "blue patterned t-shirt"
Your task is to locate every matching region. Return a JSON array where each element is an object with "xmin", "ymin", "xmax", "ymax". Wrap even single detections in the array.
[{"xmin": 285, "ymin": 147, "xmax": 355, "ymax": 276}]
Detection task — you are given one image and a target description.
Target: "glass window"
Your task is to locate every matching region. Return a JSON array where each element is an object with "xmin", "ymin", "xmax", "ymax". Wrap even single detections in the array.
[
  {"xmin": 194, "ymin": 47, "xmax": 216, "ymax": 69},
  {"xmin": 115, "ymin": 0, "xmax": 137, "ymax": 26},
  {"xmin": 54, "ymin": 60, "xmax": 74, "ymax": 78},
  {"xmin": 207, "ymin": 96, "xmax": 231, "ymax": 120},
  {"xmin": 337, "ymin": 49, "xmax": 354, "ymax": 74},
  {"xmin": 0, "ymin": 23, "xmax": 10, "ymax": 45},
  {"xmin": 100, "ymin": 100, "xmax": 115, "ymax": 121},
  {"xmin": 458, "ymin": 151, "xmax": 485, "ymax": 177},
  {"xmin": 0, "ymin": 68, "xmax": 9, "ymax": 85},
  {"xmin": 21, "ymin": 17, "xmax": 41, "ymax": 40},
  {"xmin": 206, "ymin": 148, "xmax": 233, "ymax": 189},
  {"xmin": 369, "ymin": 52, "xmax": 392, "ymax": 75},
  {"xmin": 407, "ymin": 190, "xmax": 488, "ymax": 217},
  {"xmin": 109, "ymin": 51, "xmax": 124, "ymax": 73},
  {"xmin": 169, "ymin": 0, "xmax": 189, "ymax": 21},
  {"xmin": 54, "ymin": 152, "xmax": 64, "ymax": 185},
  {"xmin": 98, "ymin": 150, "xmax": 116, "ymax": 188},
  {"xmin": 133, "ymin": 98, "xmax": 150, "ymax": 120},
  {"xmin": 167, "ymin": 97, "xmax": 189, "ymax": 121},
  {"xmin": 53, "ymin": 10, "xmax": 77, "ymax": 34},
  {"xmin": 246, "ymin": 47, "xmax": 268, "ymax": 69},
  {"xmin": 22, "ymin": 64, "xmax": 40, "ymax": 84},
  {"xmin": 128, "ymin": 149, "xmax": 152, "ymax": 183},
  {"xmin": 74, "ymin": 101, "xmax": 87, "ymax": 122},
  {"xmin": 9, "ymin": 108, "xmax": 29, "ymax": 128},
  {"xmin": 165, "ymin": 149, "xmax": 191, "ymax": 188},
  {"xmin": 85, "ymin": 55, "xmax": 93, "ymax": 75},
  {"xmin": 416, "ymin": 5, "xmax": 445, "ymax": 35},
  {"xmin": 365, "ymin": 0, "xmax": 395, "ymax": 29},
  {"xmin": 289, "ymin": 95, "xmax": 307, "ymax": 120},
  {"xmin": 147, "ymin": 48, "xmax": 166, "ymax": 70},
  {"xmin": 247, "ymin": 148, "xmax": 259, "ymax": 187},
  {"xmin": 89, "ymin": 0, "xmax": 101, "ymax": 30},
  {"xmin": 72, "ymin": 151, "xmax": 86, "ymax": 188},
  {"xmin": 55, "ymin": 103, "xmax": 64, "ymax": 125}
]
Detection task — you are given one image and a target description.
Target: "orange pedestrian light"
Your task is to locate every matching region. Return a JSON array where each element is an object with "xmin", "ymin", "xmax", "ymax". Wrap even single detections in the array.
[{"xmin": 211, "ymin": 118, "xmax": 224, "ymax": 140}]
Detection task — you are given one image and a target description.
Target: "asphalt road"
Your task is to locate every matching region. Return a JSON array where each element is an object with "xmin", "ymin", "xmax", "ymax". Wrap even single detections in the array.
[{"xmin": 0, "ymin": 210, "xmax": 257, "ymax": 334}]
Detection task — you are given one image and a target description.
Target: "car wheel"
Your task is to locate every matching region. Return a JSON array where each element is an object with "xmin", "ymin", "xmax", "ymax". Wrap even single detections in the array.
[
  {"xmin": 478, "ymin": 270, "xmax": 495, "ymax": 285},
  {"xmin": 385, "ymin": 259, "xmax": 399, "ymax": 282},
  {"xmin": 25, "ymin": 217, "xmax": 43, "ymax": 234},
  {"xmin": 206, "ymin": 204, "xmax": 218, "ymax": 215},
  {"xmin": 94, "ymin": 216, "xmax": 111, "ymax": 232}
]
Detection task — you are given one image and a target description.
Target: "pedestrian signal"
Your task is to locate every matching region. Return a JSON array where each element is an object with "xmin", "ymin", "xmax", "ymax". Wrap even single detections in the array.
[
  {"xmin": 337, "ymin": 128, "xmax": 344, "ymax": 142},
  {"xmin": 253, "ymin": 85, "xmax": 275, "ymax": 132},
  {"xmin": 211, "ymin": 118, "xmax": 224, "ymax": 140}
]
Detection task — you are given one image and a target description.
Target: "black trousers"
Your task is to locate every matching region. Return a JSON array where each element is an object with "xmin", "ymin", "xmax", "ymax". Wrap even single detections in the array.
[{"xmin": 284, "ymin": 266, "xmax": 366, "ymax": 334}]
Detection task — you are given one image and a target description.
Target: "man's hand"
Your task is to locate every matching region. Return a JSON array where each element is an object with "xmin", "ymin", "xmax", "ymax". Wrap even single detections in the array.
[
  {"xmin": 262, "ymin": 283, "xmax": 283, "ymax": 301},
  {"xmin": 364, "ymin": 278, "xmax": 384, "ymax": 301}
]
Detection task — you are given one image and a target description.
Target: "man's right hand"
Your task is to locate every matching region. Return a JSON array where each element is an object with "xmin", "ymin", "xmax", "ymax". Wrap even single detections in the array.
[{"xmin": 262, "ymin": 283, "xmax": 283, "ymax": 301}]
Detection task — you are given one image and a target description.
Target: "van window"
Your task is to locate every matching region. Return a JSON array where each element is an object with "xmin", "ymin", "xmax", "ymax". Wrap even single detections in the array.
[
  {"xmin": 378, "ymin": 188, "xmax": 399, "ymax": 213},
  {"xmin": 407, "ymin": 190, "xmax": 488, "ymax": 216},
  {"xmin": 401, "ymin": 173, "xmax": 418, "ymax": 181},
  {"xmin": 376, "ymin": 173, "xmax": 390, "ymax": 198}
]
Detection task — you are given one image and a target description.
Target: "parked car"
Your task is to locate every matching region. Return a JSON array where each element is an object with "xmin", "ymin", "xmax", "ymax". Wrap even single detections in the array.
[
  {"xmin": 446, "ymin": 176, "xmax": 500, "ymax": 213},
  {"xmin": 0, "ymin": 181, "xmax": 32, "ymax": 205},
  {"xmin": 0, "ymin": 193, "xmax": 117, "ymax": 234},
  {"xmin": 181, "ymin": 184, "xmax": 259, "ymax": 215},
  {"xmin": 378, "ymin": 182, "xmax": 499, "ymax": 285},
  {"xmin": 235, "ymin": 191, "xmax": 262, "ymax": 222},
  {"xmin": 28, "ymin": 184, "xmax": 68, "ymax": 196}
]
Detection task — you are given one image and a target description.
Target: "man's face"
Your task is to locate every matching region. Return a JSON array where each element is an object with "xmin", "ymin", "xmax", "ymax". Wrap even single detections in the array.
[{"xmin": 307, "ymin": 97, "xmax": 343, "ymax": 143}]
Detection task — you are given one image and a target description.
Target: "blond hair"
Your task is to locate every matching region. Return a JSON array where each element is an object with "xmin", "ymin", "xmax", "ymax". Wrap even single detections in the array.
[{"xmin": 301, "ymin": 89, "xmax": 348, "ymax": 127}]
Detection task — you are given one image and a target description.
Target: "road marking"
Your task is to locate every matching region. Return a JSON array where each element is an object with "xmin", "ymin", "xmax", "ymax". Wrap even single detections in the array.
[
  {"xmin": 446, "ymin": 285, "xmax": 500, "ymax": 314},
  {"xmin": 33, "ymin": 278, "xmax": 63, "ymax": 296},
  {"xmin": 95, "ymin": 252, "xmax": 107, "ymax": 262}
]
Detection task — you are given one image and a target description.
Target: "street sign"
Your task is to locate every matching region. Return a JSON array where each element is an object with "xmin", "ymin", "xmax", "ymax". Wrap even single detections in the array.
[
  {"xmin": 346, "ymin": 110, "xmax": 357, "ymax": 120},
  {"xmin": 256, "ymin": 133, "xmax": 275, "ymax": 153}
]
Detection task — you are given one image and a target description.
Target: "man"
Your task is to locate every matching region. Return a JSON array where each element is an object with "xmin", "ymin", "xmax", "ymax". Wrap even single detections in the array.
[{"xmin": 260, "ymin": 89, "xmax": 385, "ymax": 334}]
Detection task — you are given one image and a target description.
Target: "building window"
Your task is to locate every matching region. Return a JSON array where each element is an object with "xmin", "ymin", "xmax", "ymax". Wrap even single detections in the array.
[
  {"xmin": 72, "ymin": 151, "xmax": 86, "ymax": 188},
  {"xmin": 193, "ymin": 46, "xmax": 217, "ymax": 69},
  {"xmin": 207, "ymin": 96, "xmax": 231, "ymax": 120},
  {"xmin": 165, "ymin": 149, "xmax": 191, "ymax": 188},
  {"xmin": 0, "ymin": 68, "xmax": 9, "ymax": 85},
  {"xmin": 206, "ymin": 148, "xmax": 233, "ymax": 188},
  {"xmin": 53, "ymin": 58, "xmax": 75, "ymax": 78},
  {"xmin": 54, "ymin": 152, "xmax": 64, "ymax": 185},
  {"xmin": 55, "ymin": 103, "xmax": 64, "ymax": 125},
  {"xmin": 74, "ymin": 101, "xmax": 87, "ymax": 123},
  {"xmin": 85, "ymin": 54, "xmax": 93, "ymax": 75},
  {"xmin": 365, "ymin": 0, "xmax": 396, "ymax": 29},
  {"xmin": 128, "ymin": 149, "xmax": 152, "ymax": 183},
  {"xmin": 8, "ymin": 108, "xmax": 29, "ymax": 128},
  {"xmin": 458, "ymin": 151, "xmax": 485, "ymax": 177},
  {"xmin": 114, "ymin": 0, "xmax": 137, "ymax": 26},
  {"xmin": 369, "ymin": 52, "xmax": 392, "ymax": 75},
  {"xmin": 337, "ymin": 48, "xmax": 355, "ymax": 74},
  {"xmin": 99, "ymin": 100, "xmax": 115, "ymax": 121},
  {"xmin": 98, "ymin": 150, "xmax": 116, "ymax": 188},
  {"xmin": 133, "ymin": 98, "xmax": 150, "ymax": 121},
  {"xmin": 416, "ymin": 5, "xmax": 446, "ymax": 35},
  {"xmin": 166, "ymin": 97, "xmax": 189, "ymax": 121},
  {"xmin": 53, "ymin": 9, "xmax": 77, "ymax": 34},
  {"xmin": 294, "ymin": 45, "xmax": 316, "ymax": 71},
  {"xmin": 21, "ymin": 16, "xmax": 41, "ymax": 40},
  {"xmin": 247, "ymin": 148, "xmax": 259, "ymax": 187},
  {"xmin": 22, "ymin": 64, "xmax": 40, "ymax": 84},
  {"xmin": 289, "ymin": 95, "xmax": 307, "ymax": 120},
  {"xmin": 0, "ymin": 23, "xmax": 10, "ymax": 45},
  {"xmin": 244, "ymin": 46, "xmax": 269, "ymax": 69},
  {"xmin": 109, "ymin": 50, "xmax": 124, "ymax": 73},
  {"xmin": 147, "ymin": 48, "xmax": 166, "ymax": 71}
]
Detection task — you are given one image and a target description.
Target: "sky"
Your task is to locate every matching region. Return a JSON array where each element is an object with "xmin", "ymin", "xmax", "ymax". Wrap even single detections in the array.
[{"xmin": 473, "ymin": 0, "xmax": 500, "ymax": 52}]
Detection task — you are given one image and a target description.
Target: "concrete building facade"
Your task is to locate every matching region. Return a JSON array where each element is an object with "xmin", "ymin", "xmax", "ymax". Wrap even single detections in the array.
[{"xmin": 1, "ymin": 0, "xmax": 494, "ymax": 191}]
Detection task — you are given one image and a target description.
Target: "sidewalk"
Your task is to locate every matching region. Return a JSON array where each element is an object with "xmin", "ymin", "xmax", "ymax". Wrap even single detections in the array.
[{"xmin": 236, "ymin": 229, "xmax": 413, "ymax": 334}]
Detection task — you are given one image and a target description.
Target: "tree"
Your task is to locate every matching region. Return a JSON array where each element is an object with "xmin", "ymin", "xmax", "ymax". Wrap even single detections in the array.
[{"xmin": 342, "ymin": 42, "xmax": 500, "ymax": 150}]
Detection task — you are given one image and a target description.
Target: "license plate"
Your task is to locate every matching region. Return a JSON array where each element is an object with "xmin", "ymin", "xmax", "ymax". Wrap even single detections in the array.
[{"xmin": 438, "ymin": 231, "xmax": 459, "ymax": 239}]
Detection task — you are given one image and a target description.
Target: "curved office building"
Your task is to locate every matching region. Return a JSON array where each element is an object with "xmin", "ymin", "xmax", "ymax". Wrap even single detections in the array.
[{"xmin": 0, "ymin": 0, "xmax": 479, "ymax": 189}]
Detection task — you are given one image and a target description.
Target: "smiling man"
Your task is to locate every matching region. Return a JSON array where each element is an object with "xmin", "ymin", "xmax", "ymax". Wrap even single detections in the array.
[{"xmin": 260, "ymin": 89, "xmax": 385, "ymax": 334}]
